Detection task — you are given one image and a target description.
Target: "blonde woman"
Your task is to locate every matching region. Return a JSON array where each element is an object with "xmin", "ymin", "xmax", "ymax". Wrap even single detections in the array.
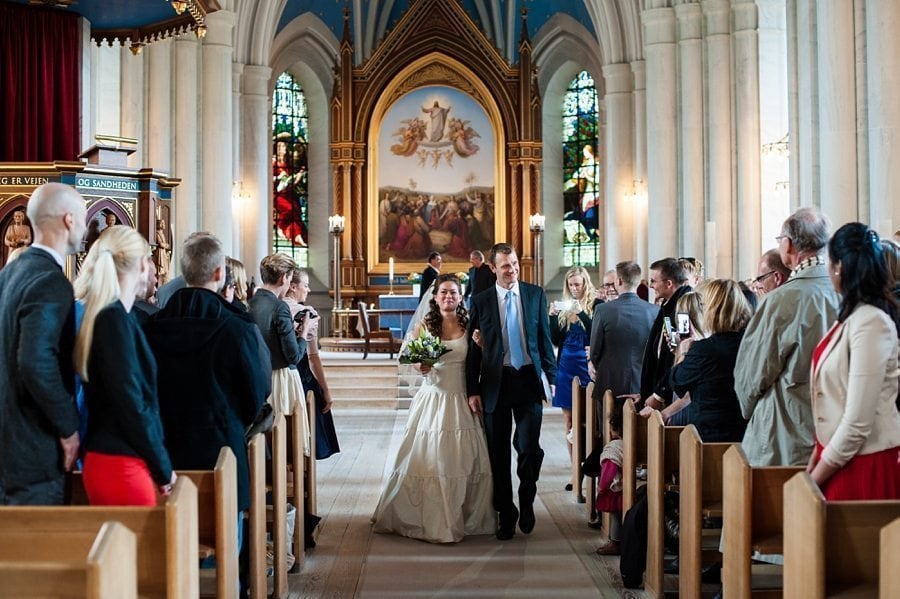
[
  {"xmin": 75, "ymin": 226, "xmax": 175, "ymax": 506},
  {"xmin": 226, "ymin": 256, "xmax": 249, "ymax": 310},
  {"xmin": 549, "ymin": 266, "xmax": 600, "ymax": 463}
]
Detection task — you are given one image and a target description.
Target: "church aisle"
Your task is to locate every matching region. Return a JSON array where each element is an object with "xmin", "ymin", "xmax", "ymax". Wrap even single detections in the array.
[{"xmin": 290, "ymin": 407, "xmax": 647, "ymax": 598}]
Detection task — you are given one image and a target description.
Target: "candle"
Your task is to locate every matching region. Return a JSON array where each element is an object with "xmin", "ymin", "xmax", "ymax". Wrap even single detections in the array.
[{"xmin": 389, "ymin": 257, "xmax": 394, "ymax": 282}]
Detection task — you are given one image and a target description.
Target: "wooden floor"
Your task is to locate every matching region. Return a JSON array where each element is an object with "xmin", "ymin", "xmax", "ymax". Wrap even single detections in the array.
[{"xmin": 288, "ymin": 406, "xmax": 649, "ymax": 598}]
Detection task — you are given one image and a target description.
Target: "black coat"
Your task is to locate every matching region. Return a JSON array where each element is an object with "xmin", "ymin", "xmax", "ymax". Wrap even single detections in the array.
[
  {"xmin": 83, "ymin": 301, "xmax": 172, "ymax": 485},
  {"xmin": 670, "ymin": 331, "xmax": 747, "ymax": 442},
  {"xmin": 640, "ymin": 285, "xmax": 692, "ymax": 402},
  {"xmin": 0, "ymin": 247, "xmax": 79, "ymax": 491},
  {"xmin": 420, "ymin": 265, "xmax": 439, "ymax": 300},
  {"xmin": 143, "ymin": 288, "xmax": 271, "ymax": 510},
  {"xmin": 464, "ymin": 263, "xmax": 496, "ymax": 299},
  {"xmin": 249, "ymin": 289, "xmax": 303, "ymax": 370}
]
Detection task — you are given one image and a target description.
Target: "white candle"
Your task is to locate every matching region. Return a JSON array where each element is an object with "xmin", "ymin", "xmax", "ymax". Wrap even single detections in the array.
[{"xmin": 389, "ymin": 257, "xmax": 394, "ymax": 282}]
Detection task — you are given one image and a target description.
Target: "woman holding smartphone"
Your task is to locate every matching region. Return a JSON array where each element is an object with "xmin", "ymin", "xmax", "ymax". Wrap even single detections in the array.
[{"xmin": 549, "ymin": 267, "xmax": 600, "ymax": 468}]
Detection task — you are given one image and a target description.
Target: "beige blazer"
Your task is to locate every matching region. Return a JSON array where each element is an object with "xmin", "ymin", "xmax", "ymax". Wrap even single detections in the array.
[{"xmin": 811, "ymin": 303, "xmax": 900, "ymax": 467}]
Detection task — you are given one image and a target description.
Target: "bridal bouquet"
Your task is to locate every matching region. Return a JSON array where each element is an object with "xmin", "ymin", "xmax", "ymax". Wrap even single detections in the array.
[
  {"xmin": 408, "ymin": 272, "xmax": 422, "ymax": 284},
  {"xmin": 455, "ymin": 271, "xmax": 469, "ymax": 284},
  {"xmin": 399, "ymin": 328, "xmax": 451, "ymax": 367}
]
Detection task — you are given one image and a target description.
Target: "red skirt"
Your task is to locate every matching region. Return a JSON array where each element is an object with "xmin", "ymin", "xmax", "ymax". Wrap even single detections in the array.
[
  {"xmin": 82, "ymin": 451, "xmax": 158, "ymax": 506},
  {"xmin": 816, "ymin": 442, "xmax": 900, "ymax": 501}
]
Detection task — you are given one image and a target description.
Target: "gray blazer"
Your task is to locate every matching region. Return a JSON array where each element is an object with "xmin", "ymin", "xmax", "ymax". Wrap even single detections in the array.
[{"xmin": 589, "ymin": 292, "xmax": 659, "ymax": 398}]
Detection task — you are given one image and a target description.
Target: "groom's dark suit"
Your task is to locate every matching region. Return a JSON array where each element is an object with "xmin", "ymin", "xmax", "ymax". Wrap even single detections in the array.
[{"xmin": 466, "ymin": 281, "xmax": 557, "ymax": 537}]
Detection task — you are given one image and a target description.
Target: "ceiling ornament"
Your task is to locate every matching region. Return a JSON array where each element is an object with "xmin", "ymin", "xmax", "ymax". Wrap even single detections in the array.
[{"xmin": 92, "ymin": 0, "xmax": 219, "ymax": 52}]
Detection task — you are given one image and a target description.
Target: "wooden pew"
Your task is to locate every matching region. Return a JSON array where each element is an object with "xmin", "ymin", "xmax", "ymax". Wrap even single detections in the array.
[
  {"xmin": 622, "ymin": 397, "xmax": 648, "ymax": 513},
  {"xmin": 593, "ymin": 389, "xmax": 613, "ymax": 530},
  {"xmin": 248, "ymin": 432, "xmax": 267, "ymax": 599},
  {"xmin": 881, "ymin": 518, "xmax": 900, "ymax": 597},
  {"xmin": 571, "ymin": 376, "xmax": 586, "ymax": 502},
  {"xmin": 784, "ymin": 472, "xmax": 900, "ymax": 598},
  {"xmin": 0, "ymin": 521, "xmax": 137, "ymax": 599},
  {"xmin": 285, "ymin": 396, "xmax": 307, "ymax": 573},
  {"xmin": 305, "ymin": 390, "xmax": 318, "ymax": 524},
  {"xmin": 582, "ymin": 382, "xmax": 599, "ymax": 519},
  {"xmin": 644, "ymin": 410, "xmax": 685, "ymax": 598},
  {"xmin": 268, "ymin": 413, "xmax": 288, "ymax": 598},
  {"xmin": 0, "ymin": 477, "xmax": 198, "ymax": 599},
  {"xmin": 179, "ymin": 447, "xmax": 239, "ymax": 599},
  {"xmin": 721, "ymin": 445, "xmax": 803, "ymax": 599},
  {"xmin": 678, "ymin": 426, "xmax": 735, "ymax": 599}
]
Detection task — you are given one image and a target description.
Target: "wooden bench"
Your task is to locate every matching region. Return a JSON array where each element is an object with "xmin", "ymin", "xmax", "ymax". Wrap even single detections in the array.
[
  {"xmin": 248, "ymin": 424, "xmax": 288, "ymax": 599},
  {"xmin": 784, "ymin": 472, "xmax": 900, "ymax": 598},
  {"xmin": 881, "ymin": 518, "xmax": 900, "ymax": 597},
  {"xmin": 179, "ymin": 447, "xmax": 239, "ymax": 599},
  {"xmin": 570, "ymin": 376, "xmax": 587, "ymax": 503},
  {"xmin": 622, "ymin": 398, "xmax": 648, "ymax": 513},
  {"xmin": 678, "ymin": 426, "xmax": 735, "ymax": 598},
  {"xmin": 584, "ymin": 388, "xmax": 610, "ymax": 526},
  {"xmin": 0, "ymin": 477, "xmax": 198, "ymax": 598},
  {"xmin": 247, "ymin": 432, "xmax": 267, "ymax": 599},
  {"xmin": 0, "ymin": 520, "xmax": 137, "ymax": 599},
  {"xmin": 721, "ymin": 445, "xmax": 803, "ymax": 599},
  {"xmin": 266, "ymin": 413, "xmax": 288, "ymax": 599},
  {"xmin": 645, "ymin": 410, "xmax": 684, "ymax": 598},
  {"xmin": 285, "ymin": 394, "xmax": 318, "ymax": 572}
]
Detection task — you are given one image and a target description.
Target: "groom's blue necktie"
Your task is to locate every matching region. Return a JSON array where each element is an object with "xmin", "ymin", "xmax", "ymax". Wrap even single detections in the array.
[{"xmin": 505, "ymin": 290, "xmax": 525, "ymax": 369}]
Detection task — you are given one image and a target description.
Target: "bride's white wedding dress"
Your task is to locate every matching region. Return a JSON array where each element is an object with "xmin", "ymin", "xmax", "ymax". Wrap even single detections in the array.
[{"xmin": 372, "ymin": 334, "xmax": 497, "ymax": 543}]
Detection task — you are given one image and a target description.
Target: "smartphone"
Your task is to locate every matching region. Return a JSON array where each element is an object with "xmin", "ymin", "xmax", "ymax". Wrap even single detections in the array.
[
  {"xmin": 676, "ymin": 312, "xmax": 691, "ymax": 337},
  {"xmin": 662, "ymin": 316, "xmax": 678, "ymax": 348},
  {"xmin": 553, "ymin": 300, "xmax": 574, "ymax": 311}
]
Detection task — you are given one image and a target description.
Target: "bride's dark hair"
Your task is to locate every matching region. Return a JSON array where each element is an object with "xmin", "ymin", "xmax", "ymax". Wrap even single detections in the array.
[{"xmin": 424, "ymin": 274, "xmax": 468, "ymax": 336}]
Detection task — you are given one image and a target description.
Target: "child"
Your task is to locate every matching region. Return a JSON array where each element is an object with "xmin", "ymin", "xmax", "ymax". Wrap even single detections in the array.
[{"xmin": 595, "ymin": 401, "xmax": 624, "ymax": 555}]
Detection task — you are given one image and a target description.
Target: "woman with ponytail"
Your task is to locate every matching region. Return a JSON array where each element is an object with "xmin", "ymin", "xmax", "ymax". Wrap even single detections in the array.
[
  {"xmin": 806, "ymin": 223, "xmax": 900, "ymax": 500},
  {"xmin": 75, "ymin": 226, "xmax": 175, "ymax": 506}
]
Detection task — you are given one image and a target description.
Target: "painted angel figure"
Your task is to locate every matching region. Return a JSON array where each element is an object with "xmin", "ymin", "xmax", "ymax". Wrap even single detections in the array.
[
  {"xmin": 391, "ymin": 118, "xmax": 427, "ymax": 157},
  {"xmin": 449, "ymin": 118, "xmax": 480, "ymax": 157}
]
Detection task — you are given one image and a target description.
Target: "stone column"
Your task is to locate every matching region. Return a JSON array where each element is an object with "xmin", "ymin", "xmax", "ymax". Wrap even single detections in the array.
[
  {"xmin": 201, "ymin": 9, "xmax": 235, "ymax": 255},
  {"xmin": 675, "ymin": 1, "xmax": 704, "ymax": 261},
  {"xmin": 733, "ymin": 0, "xmax": 762, "ymax": 277},
  {"xmin": 146, "ymin": 39, "xmax": 172, "ymax": 172},
  {"xmin": 240, "ymin": 64, "xmax": 273, "ymax": 275},
  {"xmin": 702, "ymin": 0, "xmax": 733, "ymax": 278},
  {"xmin": 631, "ymin": 60, "xmax": 648, "ymax": 270},
  {"xmin": 173, "ymin": 34, "xmax": 200, "ymax": 272},
  {"xmin": 232, "ymin": 62, "xmax": 243, "ymax": 254},
  {"xmin": 816, "ymin": 0, "xmax": 857, "ymax": 226},
  {"xmin": 642, "ymin": 7, "xmax": 678, "ymax": 261},
  {"xmin": 866, "ymin": 0, "xmax": 900, "ymax": 235},
  {"xmin": 602, "ymin": 62, "xmax": 635, "ymax": 265},
  {"xmin": 119, "ymin": 46, "xmax": 144, "ymax": 169}
]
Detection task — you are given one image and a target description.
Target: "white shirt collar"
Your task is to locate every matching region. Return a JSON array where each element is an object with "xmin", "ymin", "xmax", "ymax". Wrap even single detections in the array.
[
  {"xmin": 496, "ymin": 281, "xmax": 521, "ymax": 298},
  {"xmin": 30, "ymin": 243, "xmax": 65, "ymax": 268}
]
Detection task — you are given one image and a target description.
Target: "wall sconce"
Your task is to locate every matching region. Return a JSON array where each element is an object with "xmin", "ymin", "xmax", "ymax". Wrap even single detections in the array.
[
  {"xmin": 529, "ymin": 213, "xmax": 545, "ymax": 285},
  {"xmin": 170, "ymin": 0, "xmax": 188, "ymax": 15},
  {"xmin": 762, "ymin": 133, "xmax": 790, "ymax": 157},
  {"xmin": 231, "ymin": 181, "xmax": 250, "ymax": 209}
]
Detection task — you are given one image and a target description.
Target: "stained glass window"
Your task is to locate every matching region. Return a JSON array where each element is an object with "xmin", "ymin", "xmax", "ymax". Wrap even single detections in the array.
[
  {"xmin": 272, "ymin": 72, "xmax": 309, "ymax": 266},
  {"xmin": 561, "ymin": 71, "xmax": 601, "ymax": 267}
]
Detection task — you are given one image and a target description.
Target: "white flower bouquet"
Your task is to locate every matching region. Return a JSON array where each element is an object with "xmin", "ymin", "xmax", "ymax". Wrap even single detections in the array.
[{"xmin": 399, "ymin": 328, "xmax": 451, "ymax": 367}]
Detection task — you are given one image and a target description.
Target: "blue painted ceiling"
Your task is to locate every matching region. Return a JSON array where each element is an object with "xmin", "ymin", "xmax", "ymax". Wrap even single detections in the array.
[{"xmin": 10, "ymin": 0, "xmax": 179, "ymax": 30}]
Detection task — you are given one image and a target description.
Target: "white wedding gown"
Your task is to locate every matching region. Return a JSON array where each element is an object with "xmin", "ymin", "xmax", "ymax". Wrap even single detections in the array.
[{"xmin": 373, "ymin": 335, "xmax": 497, "ymax": 543}]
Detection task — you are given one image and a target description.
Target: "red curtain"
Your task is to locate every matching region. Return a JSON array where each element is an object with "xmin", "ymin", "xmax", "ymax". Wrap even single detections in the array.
[{"xmin": 0, "ymin": 2, "xmax": 80, "ymax": 162}]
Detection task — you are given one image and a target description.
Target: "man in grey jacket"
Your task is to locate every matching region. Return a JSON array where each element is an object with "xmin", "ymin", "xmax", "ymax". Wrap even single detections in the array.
[{"xmin": 734, "ymin": 207, "xmax": 840, "ymax": 466}]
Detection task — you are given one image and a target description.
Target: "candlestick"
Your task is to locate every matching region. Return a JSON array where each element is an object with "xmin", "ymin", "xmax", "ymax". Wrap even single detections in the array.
[{"xmin": 388, "ymin": 257, "xmax": 395, "ymax": 295}]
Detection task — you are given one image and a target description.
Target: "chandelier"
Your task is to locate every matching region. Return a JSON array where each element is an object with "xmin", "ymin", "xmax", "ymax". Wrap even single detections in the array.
[{"xmin": 762, "ymin": 133, "xmax": 790, "ymax": 157}]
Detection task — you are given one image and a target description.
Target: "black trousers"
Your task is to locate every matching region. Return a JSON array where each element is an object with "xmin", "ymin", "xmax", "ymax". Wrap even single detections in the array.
[{"xmin": 483, "ymin": 365, "xmax": 545, "ymax": 524}]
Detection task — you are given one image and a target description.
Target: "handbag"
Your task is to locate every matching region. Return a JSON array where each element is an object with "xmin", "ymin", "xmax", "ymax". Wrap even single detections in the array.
[{"xmin": 244, "ymin": 403, "xmax": 274, "ymax": 443}]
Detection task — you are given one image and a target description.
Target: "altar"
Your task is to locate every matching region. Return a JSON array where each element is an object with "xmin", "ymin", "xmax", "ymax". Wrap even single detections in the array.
[{"xmin": 378, "ymin": 294, "xmax": 419, "ymax": 339}]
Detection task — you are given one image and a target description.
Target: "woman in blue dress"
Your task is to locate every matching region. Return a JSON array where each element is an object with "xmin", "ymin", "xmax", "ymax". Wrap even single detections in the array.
[{"xmin": 550, "ymin": 266, "xmax": 600, "ymax": 469}]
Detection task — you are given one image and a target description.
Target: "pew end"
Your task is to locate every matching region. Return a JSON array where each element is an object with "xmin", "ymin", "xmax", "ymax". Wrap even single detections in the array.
[
  {"xmin": 622, "ymin": 397, "xmax": 648, "ymax": 513},
  {"xmin": 645, "ymin": 410, "xmax": 684, "ymax": 598}
]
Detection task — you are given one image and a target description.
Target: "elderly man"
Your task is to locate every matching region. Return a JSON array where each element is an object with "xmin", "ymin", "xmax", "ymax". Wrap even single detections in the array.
[
  {"xmin": 751, "ymin": 248, "xmax": 792, "ymax": 298},
  {"xmin": 464, "ymin": 249, "xmax": 496, "ymax": 303},
  {"xmin": 0, "ymin": 183, "xmax": 87, "ymax": 504},
  {"xmin": 735, "ymin": 208, "xmax": 840, "ymax": 466}
]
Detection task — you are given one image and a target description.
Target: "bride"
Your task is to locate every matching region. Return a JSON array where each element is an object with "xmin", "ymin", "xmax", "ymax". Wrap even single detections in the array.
[{"xmin": 373, "ymin": 274, "xmax": 496, "ymax": 543}]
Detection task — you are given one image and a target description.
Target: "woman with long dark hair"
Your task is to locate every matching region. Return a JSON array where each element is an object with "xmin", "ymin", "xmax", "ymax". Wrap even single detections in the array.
[
  {"xmin": 373, "ymin": 274, "xmax": 495, "ymax": 543},
  {"xmin": 806, "ymin": 223, "xmax": 900, "ymax": 500}
]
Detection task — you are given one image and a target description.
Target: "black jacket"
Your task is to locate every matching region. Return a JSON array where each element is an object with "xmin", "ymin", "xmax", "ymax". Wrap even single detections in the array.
[
  {"xmin": 670, "ymin": 331, "xmax": 747, "ymax": 442},
  {"xmin": 640, "ymin": 285, "xmax": 692, "ymax": 402},
  {"xmin": 144, "ymin": 288, "xmax": 271, "ymax": 510},
  {"xmin": 83, "ymin": 301, "xmax": 172, "ymax": 485},
  {"xmin": 249, "ymin": 289, "xmax": 303, "ymax": 370},
  {"xmin": 420, "ymin": 265, "xmax": 439, "ymax": 300},
  {"xmin": 0, "ymin": 248, "xmax": 79, "ymax": 490},
  {"xmin": 464, "ymin": 263, "xmax": 496, "ymax": 299}
]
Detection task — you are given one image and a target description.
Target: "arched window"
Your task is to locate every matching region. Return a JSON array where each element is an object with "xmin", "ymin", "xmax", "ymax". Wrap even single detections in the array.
[
  {"xmin": 272, "ymin": 72, "xmax": 309, "ymax": 266},
  {"xmin": 562, "ymin": 71, "xmax": 600, "ymax": 267}
]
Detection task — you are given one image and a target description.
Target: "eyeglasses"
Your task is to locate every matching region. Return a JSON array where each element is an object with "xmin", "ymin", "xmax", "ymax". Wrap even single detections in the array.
[
  {"xmin": 775, "ymin": 234, "xmax": 791, "ymax": 243},
  {"xmin": 753, "ymin": 271, "xmax": 777, "ymax": 284}
]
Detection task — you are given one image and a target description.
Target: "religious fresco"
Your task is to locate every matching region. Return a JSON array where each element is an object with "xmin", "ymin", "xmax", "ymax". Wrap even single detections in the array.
[{"xmin": 377, "ymin": 85, "xmax": 495, "ymax": 263}]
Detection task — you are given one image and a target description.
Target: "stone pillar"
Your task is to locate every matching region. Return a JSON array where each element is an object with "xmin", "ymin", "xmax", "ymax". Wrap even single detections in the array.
[
  {"xmin": 631, "ymin": 60, "xmax": 648, "ymax": 270},
  {"xmin": 173, "ymin": 34, "xmax": 200, "ymax": 272},
  {"xmin": 866, "ymin": 0, "xmax": 900, "ymax": 235},
  {"xmin": 702, "ymin": 0, "xmax": 734, "ymax": 278},
  {"xmin": 240, "ymin": 64, "xmax": 273, "ymax": 275},
  {"xmin": 602, "ymin": 62, "xmax": 635, "ymax": 265},
  {"xmin": 642, "ymin": 7, "xmax": 678, "ymax": 261},
  {"xmin": 232, "ymin": 62, "xmax": 243, "ymax": 254},
  {"xmin": 816, "ymin": 0, "xmax": 857, "ymax": 226},
  {"xmin": 733, "ymin": 0, "xmax": 762, "ymax": 277},
  {"xmin": 791, "ymin": 0, "xmax": 819, "ymax": 208},
  {"xmin": 146, "ymin": 39, "xmax": 172, "ymax": 172},
  {"xmin": 201, "ymin": 10, "xmax": 235, "ymax": 256},
  {"xmin": 675, "ymin": 1, "xmax": 704, "ymax": 261},
  {"xmin": 119, "ymin": 46, "xmax": 144, "ymax": 169}
]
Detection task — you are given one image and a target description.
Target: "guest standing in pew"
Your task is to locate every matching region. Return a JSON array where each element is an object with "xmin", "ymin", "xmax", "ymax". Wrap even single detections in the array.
[
  {"xmin": 0, "ymin": 183, "xmax": 86, "ymax": 505},
  {"xmin": 549, "ymin": 266, "xmax": 601, "ymax": 468},
  {"xmin": 142, "ymin": 233, "xmax": 271, "ymax": 595},
  {"xmin": 74, "ymin": 226, "xmax": 175, "ymax": 506},
  {"xmin": 806, "ymin": 223, "xmax": 900, "ymax": 500},
  {"xmin": 735, "ymin": 208, "xmax": 840, "ymax": 467},
  {"xmin": 668, "ymin": 279, "xmax": 751, "ymax": 442}
]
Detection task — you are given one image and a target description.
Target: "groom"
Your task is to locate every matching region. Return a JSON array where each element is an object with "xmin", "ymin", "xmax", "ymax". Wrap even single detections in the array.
[{"xmin": 466, "ymin": 243, "xmax": 557, "ymax": 540}]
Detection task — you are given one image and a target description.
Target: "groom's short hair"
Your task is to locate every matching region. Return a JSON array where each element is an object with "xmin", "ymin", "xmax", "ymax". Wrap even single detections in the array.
[{"xmin": 489, "ymin": 242, "xmax": 515, "ymax": 266}]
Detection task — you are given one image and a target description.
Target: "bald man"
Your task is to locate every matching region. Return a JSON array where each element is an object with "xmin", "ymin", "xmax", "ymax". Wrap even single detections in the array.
[{"xmin": 0, "ymin": 183, "xmax": 87, "ymax": 505}]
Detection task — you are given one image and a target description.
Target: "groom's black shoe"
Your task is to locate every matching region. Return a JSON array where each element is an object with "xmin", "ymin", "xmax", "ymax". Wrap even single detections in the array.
[
  {"xmin": 497, "ymin": 507, "xmax": 518, "ymax": 541},
  {"xmin": 518, "ymin": 501, "xmax": 535, "ymax": 534}
]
